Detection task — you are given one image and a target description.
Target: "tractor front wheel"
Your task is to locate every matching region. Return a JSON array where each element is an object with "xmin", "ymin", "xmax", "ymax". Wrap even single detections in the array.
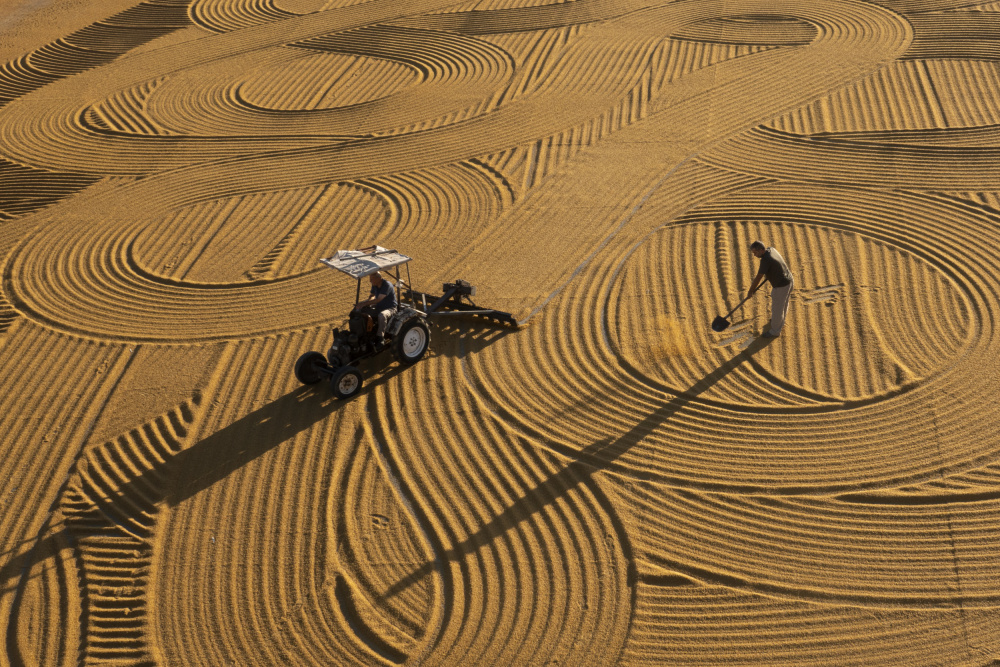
[{"xmin": 331, "ymin": 366, "xmax": 363, "ymax": 399}]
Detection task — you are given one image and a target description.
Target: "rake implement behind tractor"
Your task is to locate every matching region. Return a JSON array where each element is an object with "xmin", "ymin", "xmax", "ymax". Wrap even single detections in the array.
[{"xmin": 294, "ymin": 245, "xmax": 516, "ymax": 399}]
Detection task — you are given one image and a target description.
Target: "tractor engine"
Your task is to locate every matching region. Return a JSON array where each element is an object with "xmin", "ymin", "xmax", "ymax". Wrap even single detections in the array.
[{"xmin": 327, "ymin": 327, "xmax": 361, "ymax": 366}]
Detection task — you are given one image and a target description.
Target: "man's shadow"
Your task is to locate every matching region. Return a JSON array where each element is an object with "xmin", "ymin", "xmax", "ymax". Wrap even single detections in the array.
[{"xmin": 378, "ymin": 335, "xmax": 774, "ymax": 601}]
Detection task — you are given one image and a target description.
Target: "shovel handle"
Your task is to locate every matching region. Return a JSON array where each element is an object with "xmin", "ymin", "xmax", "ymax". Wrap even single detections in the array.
[{"xmin": 722, "ymin": 291, "xmax": 755, "ymax": 320}]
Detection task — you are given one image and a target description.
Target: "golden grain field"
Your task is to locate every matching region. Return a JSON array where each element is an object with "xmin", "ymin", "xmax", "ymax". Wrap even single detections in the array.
[{"xmin": 3, "ymin": 0, "xmax": 1000, "ymax": 664}]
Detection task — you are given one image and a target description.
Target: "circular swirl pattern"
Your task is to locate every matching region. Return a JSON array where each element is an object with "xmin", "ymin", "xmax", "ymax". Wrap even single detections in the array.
[{"xmin": 609, "ymin": 215, "xmax": 973, "ymax": 406}]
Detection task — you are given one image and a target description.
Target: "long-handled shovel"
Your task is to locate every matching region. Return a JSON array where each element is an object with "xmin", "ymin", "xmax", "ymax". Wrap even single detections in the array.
[{"xmin": 711, "ymin": 289, "xmax": 757, "ymax": 332}]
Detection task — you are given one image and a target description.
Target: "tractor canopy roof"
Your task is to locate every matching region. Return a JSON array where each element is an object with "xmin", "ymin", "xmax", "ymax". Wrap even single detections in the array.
[{"xmin": 320, "ymin": 246, "xmax": 411, "ymax": 279}]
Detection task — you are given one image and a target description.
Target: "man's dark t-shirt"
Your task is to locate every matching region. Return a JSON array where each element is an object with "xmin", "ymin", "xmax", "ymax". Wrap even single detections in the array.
[
  {"xmin": 757, "ymin": 248, "xmax": 792, "ymax": 288},
  {"xmin": 370, "ymin": 279, "xmax": 396, "ymax": 311}
]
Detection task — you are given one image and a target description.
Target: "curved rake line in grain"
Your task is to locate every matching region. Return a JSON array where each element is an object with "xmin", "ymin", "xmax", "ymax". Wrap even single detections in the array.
[
  {"xmin": 297, "ymin": 24, "xmax": 511, "ymax": 83},
  {"xmin": 81, "ymin": 78, "xmax": 171, "ymax": 137},
  {"xmin": 623, "ymin": 488, "xmax": 1000, "ymax": 609},
  {"xmin": 366, "ymin": 346, "xmax": 632, "ymax": 665},
  {"xmin": 150, "ymin": 332, "xmax": 378, "ymax": 665},
  {"xmin": 150, "ymin": 186, "xmax": 340, "ymax": 284},
  {"xmin": 430, "ymin": 0, "xmax": 914, "ymax": 318},
  {"xmin": 358, "ymin": 161, "xmax": 513, "ymax": 242},
  {"xmin": 767, "ymin": 58, "xmax": 1000, "ymax": 140},
  {"xmin": 392, "ymin": 0, "xmax": 654, "ymax": 35},
  {"xmin": 141, "ymin": 25, "xmax": 514, "ymax": 138},
  {"xmin": 335, "ymin": 428, "xmax": 438, "ymax": 662},
  {"xmin": 129, "ymin": 182, "xmax": 382, "ymax": 285},
  {"xmin": 5, "ymin": 4, "xmax": 750, "ymax": 341},
  {"xmin": 624, "ymin": 581, "xmax": 977, "ymax": 663},
  {"xmin": 765, "ymin": 60, "xmax": 950, "ymax": 135},
  {"xmin": 792, "ymin": 124, "xmax": 1000, "ymax": 149},
  {"xmin": 427, "ymin": 0, "xmax": 578, "ymax": 12},
  {"xmin": 301, "ymin": 25, "xmax": 514, "ymax": 135},
  {"xmin": 259, "ymin": 180, "xmax": 397, "ymax": 277},
  {"xmin": 0, "ymin": 158, "xmax": 100, "ymax": 220},
  {"xmin": 877, "ymin": 0, "xmax": 990, "ymax": 12},
  {"xmin": 464, "ymin": 158, "xmax": 517, "ymax": 210},
  {"xmin": 0, "ymin": 0, "xmax": 483, "ymax": 174},
  {"xmin": 468, "ymin": 181, "xmax": 1000, "ymax": 498},
  {"xmin": 476, "ymin": 37, "xmax": 777, "ymax": 198},
  {"xmin": 668, "ymin": 14, "xmax": 817, "ymax": 45},
  {"xmin": 190, "ymin": 0, "xmax": 294, "ymax": 34},
  {"xmin": 176, "ymin": 187, "xmax": 331, "ymax": 284},
  {"xmin": 242, "ymin": 188, "xmax": 343, "ymax": 282},
  {"xmin": 704, "ymin": 125, "xmax": 1000, "ymax": 189},
  {"xmin": 0, "ymin": 0, "xmax": 191, "ymax": 107},
  {"xmin": 236, "ymin": 50, "xmax": 418, "ymax": 113},
  {"xmin": 61, "ymin": 398, "xmax": 199, "ymax": 665},
  {"xmin": 767, "ymin": 58, "xmax": 1000, "ymax": 137}
]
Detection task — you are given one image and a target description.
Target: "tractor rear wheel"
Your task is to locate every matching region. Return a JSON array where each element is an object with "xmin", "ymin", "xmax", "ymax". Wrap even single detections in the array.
[
  {"xmin": 294, "ymin": 351, "xmax": 327, "ymax": 385},
  {"xmin": 393, "ymin": 319, "xmax": 430, "ymax": 364}
]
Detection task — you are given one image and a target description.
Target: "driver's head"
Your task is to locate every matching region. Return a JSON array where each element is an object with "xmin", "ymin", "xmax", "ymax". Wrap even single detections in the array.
[{"xmin": 369, "ymin": 272, "xmax": 383, "ymax": 286}]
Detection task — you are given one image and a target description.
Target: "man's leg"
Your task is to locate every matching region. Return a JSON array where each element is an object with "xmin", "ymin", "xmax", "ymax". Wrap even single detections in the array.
[
  {"xmin": 769, "ymin": 281, "xmax": 792, "ymax": 336},
  {"xmin": 376, "ymin": 308, "xmax": 396, "ymax": 338}
]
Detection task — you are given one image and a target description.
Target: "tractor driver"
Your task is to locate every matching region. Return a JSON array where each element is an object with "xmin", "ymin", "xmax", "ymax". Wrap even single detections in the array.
[{"xmin": 354, "ymin": 271, "xmax": 397, "ymax": 341}]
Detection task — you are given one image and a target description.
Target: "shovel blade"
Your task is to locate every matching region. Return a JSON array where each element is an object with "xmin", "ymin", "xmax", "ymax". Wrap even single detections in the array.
[{"xmin": 711, "ymin": 316, "xmax": 730, "ymax": 332}]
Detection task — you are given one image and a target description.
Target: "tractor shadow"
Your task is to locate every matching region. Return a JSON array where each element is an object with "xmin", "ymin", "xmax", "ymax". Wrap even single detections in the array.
[
  {"xmin": 167, "ymin": 361, "xmax": 407, "ymax": 505},
  {"xmin": 3, "ymin": 320, "xmax": 514, "ymax": 590},
  {"xmin": 423, "ymin": 317, "xmax": 518, "ymax": 360},
  {"xmin": 0, "ymin": 366, "xmax": 407, "ymax": 601},
  {"xmin": 378, "ymin": 335, "xmax": 775, "ymax": 601},
  {"xmin": 3, "ymin": 319, "xmax": 521, "ymax": 654}
]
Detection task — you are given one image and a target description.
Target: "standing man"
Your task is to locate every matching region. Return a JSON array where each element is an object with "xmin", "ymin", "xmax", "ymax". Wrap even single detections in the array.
[
  {"xmin": 354, "ymin": 271, "xmax": 396, "ymax": 342},
  {"xmin": 748, "ymin": 240, "xmax": 793, "ymax": 338}
]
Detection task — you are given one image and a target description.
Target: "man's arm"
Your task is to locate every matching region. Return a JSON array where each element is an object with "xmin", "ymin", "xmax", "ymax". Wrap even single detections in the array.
[
  {"xmin": 355, "ymin": 287, "xmax": 386, "ymax": 311},
  {"xmin": 748, "ymin": 271, "xmax": 765, "ymax": 298}
]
